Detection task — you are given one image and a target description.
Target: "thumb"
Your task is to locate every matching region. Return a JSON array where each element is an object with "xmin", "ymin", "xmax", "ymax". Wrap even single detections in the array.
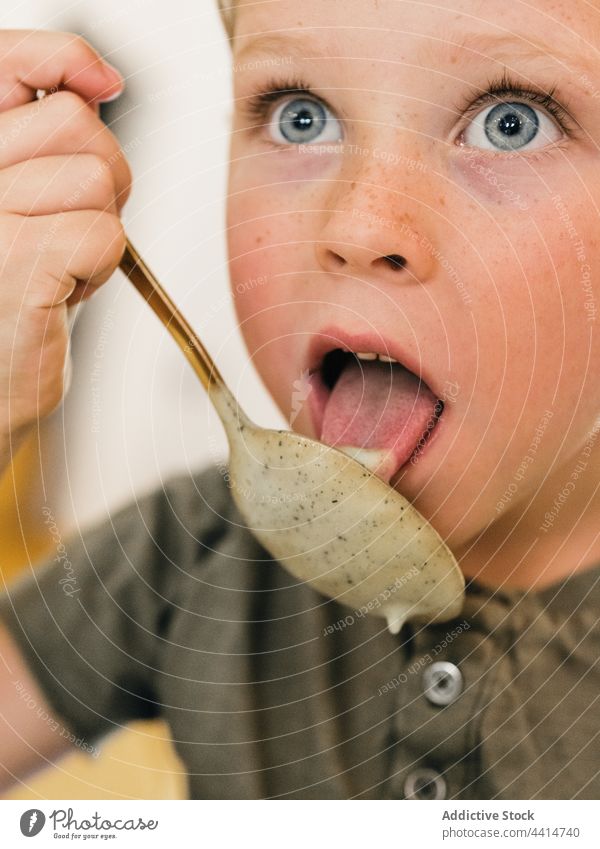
[{"xmin": 0, "ymin": 29, "xmax": 124, "ymax": 112}]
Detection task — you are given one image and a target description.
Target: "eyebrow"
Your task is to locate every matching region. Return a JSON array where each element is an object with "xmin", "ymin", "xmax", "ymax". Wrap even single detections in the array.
[
  {"xmin": 427, "ymin": 30, "xmax": 600, "ymax": 79},
  {"xmin": 233, "ymin": 28, "xmax": 600, "ymax": 83},
  {"xmin": 233, "ymin": 33, "xmax": 321, "ymax": 66}
]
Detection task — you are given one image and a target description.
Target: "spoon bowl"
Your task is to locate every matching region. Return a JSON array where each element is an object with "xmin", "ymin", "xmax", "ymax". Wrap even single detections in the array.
[{"xmin": 120, "ymin": 240, "xmax": 465, "ymax": 634}]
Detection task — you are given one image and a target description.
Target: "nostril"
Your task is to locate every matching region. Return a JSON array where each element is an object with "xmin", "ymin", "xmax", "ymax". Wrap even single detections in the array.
[
  {"xmin": 322, "ymin": 248, "xmax": 406, "ymax": 271},
  {"xmin": 327, "ymin": 249, "xmax": 346, "ymax": 268},
  {"xmin": 380, "ymin": 254, "xmax": 407, "ymax": 271}
]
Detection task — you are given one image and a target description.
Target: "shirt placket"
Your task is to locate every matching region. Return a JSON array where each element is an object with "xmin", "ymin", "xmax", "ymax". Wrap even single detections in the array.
[{"xmin": 382, "ymin": 590, "xmax": 515, "ymax": 800}]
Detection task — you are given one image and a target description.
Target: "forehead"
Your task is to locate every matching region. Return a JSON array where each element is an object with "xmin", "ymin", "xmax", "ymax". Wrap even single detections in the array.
[{"xmin": 232, "ymin": 0, "xmax": 600, "ymax": 62}]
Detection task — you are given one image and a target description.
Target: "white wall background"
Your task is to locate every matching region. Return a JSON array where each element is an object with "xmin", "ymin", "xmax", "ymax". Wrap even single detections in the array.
[{"xmin": 3, "ymin": 0, "xmax": 284, "ymax": 531}]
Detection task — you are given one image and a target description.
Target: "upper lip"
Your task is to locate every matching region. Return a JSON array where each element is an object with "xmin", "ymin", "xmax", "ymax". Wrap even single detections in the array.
[{"xmin": 306, "ymin": 324, "xmax": 439, "ymax": 396}]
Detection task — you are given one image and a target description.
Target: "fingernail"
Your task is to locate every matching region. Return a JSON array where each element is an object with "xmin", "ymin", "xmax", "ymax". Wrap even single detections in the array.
[
  {"xmin": 97, "ymin": 62, "xmax": 125, "ymax": 102},
  {"xmin": 102, "ymin": 59, "xmax": 123, "ymax": 79},
  {"xmin": 97, "ymin": 87, "xmax": 124, "ymax": 104}
]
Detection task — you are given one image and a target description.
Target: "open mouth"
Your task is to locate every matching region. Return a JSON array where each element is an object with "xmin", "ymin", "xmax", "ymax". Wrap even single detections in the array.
[{"xmin": 307, "ymin": 342, "xmax": 444, "ymax": 483}]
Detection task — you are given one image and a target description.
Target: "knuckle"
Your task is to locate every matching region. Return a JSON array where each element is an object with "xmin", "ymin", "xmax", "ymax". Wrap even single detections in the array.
[
  {"xmin": 57, "ymin": 31, "xmax": 97, "ymax": 64},
  {"xmin": 78, "ymin": 154, "xmax": 116, "ymax": 199},
  {"xmin": 117, "ymin": 161, "xmax": 133, "ymax": 208},
  {"xmin": 46, "ymin": 90, "xmax": 99, "ymax": 149},
  {"xmin": 97, "ymin": 211, "xmax": 126, "ymax": 254},
  {"xmin": 48, "ymin": 89, "xmax": 89, "ymax": 122},
  {"xmin": 79, "ymin": 151, "xmax": 106, "ymax": 172}
]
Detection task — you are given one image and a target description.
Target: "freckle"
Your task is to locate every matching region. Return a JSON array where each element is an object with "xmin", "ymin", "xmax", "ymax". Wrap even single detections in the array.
[
  {"xmin": 256, "ymin": 236, "xmax": 263, "ymax": 244},
  {"xmin": 438, "ymin": 196, "xmax": 446, "ymax": 207}
]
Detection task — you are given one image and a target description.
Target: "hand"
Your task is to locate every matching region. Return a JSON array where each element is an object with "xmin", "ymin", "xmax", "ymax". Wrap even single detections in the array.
[{"xmin": 0, "ymin": 30, "xmax": 131, "ymax": 463}]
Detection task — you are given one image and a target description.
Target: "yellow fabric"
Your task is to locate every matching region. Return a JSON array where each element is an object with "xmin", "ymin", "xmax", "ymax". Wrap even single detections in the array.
[
  {"xmin": 0, "ymin": 436, "xmax": 48, "ymax": 581},
  {"xmin": 3, "ymin": 720, "xmax": 186, "ymax": 800}
]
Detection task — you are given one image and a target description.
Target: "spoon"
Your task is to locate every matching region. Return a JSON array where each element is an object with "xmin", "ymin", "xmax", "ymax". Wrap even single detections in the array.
[{"xmin": 119, "ymin": 239, "xmax": 465, "ymax": 634}]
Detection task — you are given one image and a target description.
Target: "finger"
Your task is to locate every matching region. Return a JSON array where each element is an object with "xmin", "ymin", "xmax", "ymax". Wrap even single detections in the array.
[
  {"xmin": 64, "ymin": 264, "xmax": 119, "ymax": 305},
  {"xmin": 0, "ymin": 154, "xmax": 118, "ymax": 216},
  {"xmin": 0, "ymin": 91, "xmax": 132, "ymax": 210},
  {"xmin": 25, "ymin": 209, "xmax": 126, "ymax": 306},
  {"xmin": 0, "ymin": 30, "xmax": 123, "ymax": 112}
]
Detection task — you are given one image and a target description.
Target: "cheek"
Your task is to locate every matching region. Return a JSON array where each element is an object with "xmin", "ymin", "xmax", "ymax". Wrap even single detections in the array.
[
  {"xmin": 451, "ymin": 150, "xmax": 536, "ymax": 209},
  {"xmin": 451, "ymin": 150, "xmax": 600, "ymax": 358},
  {"xmin": 226, "ymin": 165, "xmax": 314, "ymax": 409},
  {"xmin": 226, "ymin": 152, "xmax": 320, "ymax": 348},
  {"xmin": 450, "ymin": 153, "xmax": 600, "ymax": 463},
  {"xmin": 225, "ymin": 140, "xmax": 338, "ymax": 274},
  {"xmin": 227, "ymin": 195, "xmax": 303, "ymax": 351}
]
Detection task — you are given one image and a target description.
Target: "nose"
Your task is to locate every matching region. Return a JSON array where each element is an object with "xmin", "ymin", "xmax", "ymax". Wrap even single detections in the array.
[
  {"xmin": 315, "ymin": 176, "xmax": 437, "ymax": 284},
  {"xmin": 320, "ymin": 242, "xmax": 409, "ymax": 274}
]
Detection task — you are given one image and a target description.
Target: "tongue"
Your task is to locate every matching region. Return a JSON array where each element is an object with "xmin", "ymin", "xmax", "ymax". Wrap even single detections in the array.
[{"xmin": 320, "ymin": 358, "xmax": 439, "ymax": 482}]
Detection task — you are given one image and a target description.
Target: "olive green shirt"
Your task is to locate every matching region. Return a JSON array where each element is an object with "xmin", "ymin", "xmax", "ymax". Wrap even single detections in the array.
[{"xmin": 1, "ymin": 466, "xmax": 598, "ymax": 799}]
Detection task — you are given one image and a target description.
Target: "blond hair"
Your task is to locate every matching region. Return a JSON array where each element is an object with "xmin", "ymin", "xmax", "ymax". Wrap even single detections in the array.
[{"xmin": 217, "ymin": 1, "xmax": 236, "ymax": 43}]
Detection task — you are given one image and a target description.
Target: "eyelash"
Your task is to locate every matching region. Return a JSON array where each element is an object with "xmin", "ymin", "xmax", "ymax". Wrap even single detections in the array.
[
  {"xmin": 455, "ymin": 71, "xmax": 576, "ymax": 138},
  {"xmin": 241, "ymin": 71, "xmax": 577, "ymax": 143},
  {"xmin": 242, "ymin": 75, "xmax": 320, "ymax": 128}
]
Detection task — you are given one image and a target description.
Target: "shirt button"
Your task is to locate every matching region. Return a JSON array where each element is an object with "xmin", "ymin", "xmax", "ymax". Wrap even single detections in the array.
[
  {"xmin": 423, "ymin": 661, "xmax": 464, "ymax": 706},
  {"xmin": 403, "ymin": 768, "xmax": 447, "ymax": 800}
]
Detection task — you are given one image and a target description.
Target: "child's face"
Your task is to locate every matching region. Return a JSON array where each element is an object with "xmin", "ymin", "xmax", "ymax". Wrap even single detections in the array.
[{"xmin": 225, "ymin": 0, "xmax": 600, "ymax": 559}]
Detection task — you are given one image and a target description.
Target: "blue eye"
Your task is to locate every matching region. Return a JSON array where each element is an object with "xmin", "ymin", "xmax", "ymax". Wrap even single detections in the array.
[
  {"xmin": 460, "ymin": 99, "xmax": 562, "ymax": 152},
  {"xmin": 485, "ymin": 102, "xmax": 538, "ymax": 150},
  {"xmin": 269, "ymin": 96, "xmax": 343, "ymax": 145}
]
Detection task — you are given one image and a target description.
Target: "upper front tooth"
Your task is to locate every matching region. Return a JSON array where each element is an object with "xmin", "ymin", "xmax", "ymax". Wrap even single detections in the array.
[
  {"xmin": 355, "ymin": 352, "xmax": 378, "ymax": 360},
  {"xmin": 378, "ymin": 354, "xmax": 398, "ymax": 363}
]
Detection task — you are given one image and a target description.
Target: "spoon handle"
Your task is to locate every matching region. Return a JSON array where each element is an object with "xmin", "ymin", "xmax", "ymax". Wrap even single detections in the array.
[{"xmin": 119, "ymin": 238, "xmax": 224, "ymax": 393}]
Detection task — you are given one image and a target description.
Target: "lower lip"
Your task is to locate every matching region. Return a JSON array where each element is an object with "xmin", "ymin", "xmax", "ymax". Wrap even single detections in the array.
[{"xmin": 307, "ymin": 369, "xmax": 444, "ymax": 479}]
